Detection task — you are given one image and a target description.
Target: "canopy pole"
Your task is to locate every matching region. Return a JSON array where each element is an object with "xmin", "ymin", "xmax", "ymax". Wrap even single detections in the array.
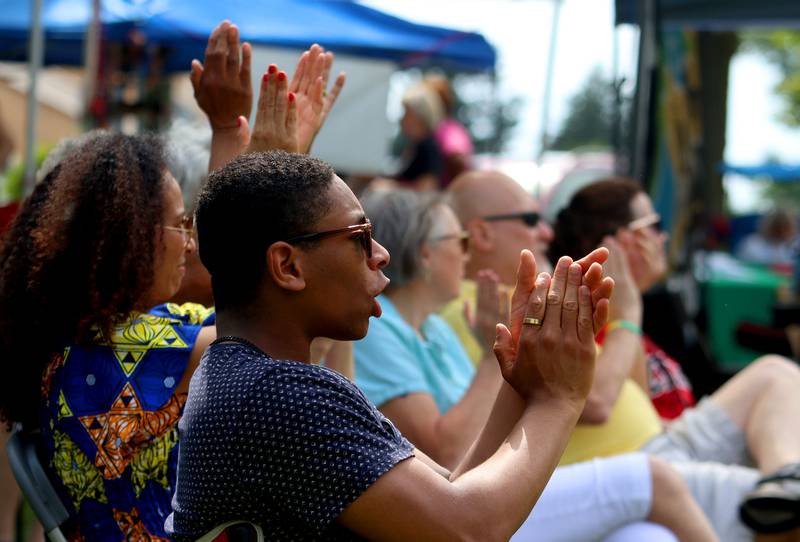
[
  {"xmin": 537, "ymin": 0, "xmax": 563, "ymax": 163},
  {"xmin": 23, "ymin": 0, "xmax": 45, "ymax": 196},
  {"xmin": 83, "ymin": 0, "xmax": 101, "ymax": 115}
]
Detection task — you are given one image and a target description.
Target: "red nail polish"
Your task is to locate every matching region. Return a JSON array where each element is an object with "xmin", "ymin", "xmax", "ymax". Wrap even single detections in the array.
[
  {"xmin": 262, "ymin": 72, "xmax": 269, "ymax": 82},
  {"xmin": 236, "ymin": 117, "xmax": 242, "ymax": 127},
  {"xmin": 268, "ymin": 64, "xmax": 277, "ymax": 74},
  {"xmin": 288, "ymin": 92, "xmax": 295, "ymax": 102},
  {"xmin": 277, "ymin": 71, "xmax": 286, "ymax": 82}
]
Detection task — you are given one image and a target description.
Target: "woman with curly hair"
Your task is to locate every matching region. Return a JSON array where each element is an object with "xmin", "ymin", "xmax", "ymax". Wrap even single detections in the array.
[
  {"xmin": 0, "ymin": 132, "xmax": 216, "ymax": 541},
  {"xmin": 0, "ymin": 18, "xmax": 347, "ymax": 541}
]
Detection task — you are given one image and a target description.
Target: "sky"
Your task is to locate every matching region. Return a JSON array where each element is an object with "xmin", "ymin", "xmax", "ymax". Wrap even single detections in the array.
[{"xmin": 362, "ymin": 0, "xmax": 800, "ymax": 168}]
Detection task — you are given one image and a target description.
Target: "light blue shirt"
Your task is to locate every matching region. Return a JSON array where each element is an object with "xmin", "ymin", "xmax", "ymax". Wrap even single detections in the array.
[{"xmin": 354, "ymin": 294, "xmax": 476, "ymax": 414}]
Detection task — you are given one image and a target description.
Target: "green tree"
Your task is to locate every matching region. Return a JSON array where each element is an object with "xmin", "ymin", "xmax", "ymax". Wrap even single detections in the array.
[
  {"xmin": 551, "ymin": 68, "xmax": 616, "ymax": 151},
  {"xmin": 741, "ymin": 31, "xmax": 800, "ymax": 127}
]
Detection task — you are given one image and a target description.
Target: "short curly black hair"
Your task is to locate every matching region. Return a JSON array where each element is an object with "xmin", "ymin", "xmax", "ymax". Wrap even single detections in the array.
[
  {"xmin": 0, "ymin": 133, "xmax": 167, "ymax": 428},
  {"xmin": 549, "ymin": 176, "xmax": 643, "ymax": 261},
  {"xmin": 196, "ymin": 150, "xmax": 335, "ymax": 310}
]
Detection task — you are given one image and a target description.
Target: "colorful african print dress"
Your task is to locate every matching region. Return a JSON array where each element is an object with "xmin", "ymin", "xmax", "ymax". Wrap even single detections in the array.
[{"xmin": 40, "ymin": 303, "xmax": 215, "ymax": 542}]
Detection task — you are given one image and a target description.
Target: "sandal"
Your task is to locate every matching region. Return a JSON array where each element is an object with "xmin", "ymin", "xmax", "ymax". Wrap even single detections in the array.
[{"xmin": 740, "ymin": 462, "xmax": 800, "ymax": 533}]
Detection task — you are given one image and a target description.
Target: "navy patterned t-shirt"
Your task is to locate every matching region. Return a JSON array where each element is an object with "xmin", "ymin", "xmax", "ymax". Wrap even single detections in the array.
[{"xmin": 166, "ymin": 342, "xmax": 415, "ymax": 541}]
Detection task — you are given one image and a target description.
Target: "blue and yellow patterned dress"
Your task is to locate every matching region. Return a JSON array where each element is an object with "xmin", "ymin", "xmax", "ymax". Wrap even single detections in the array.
[{"xmin": 40, "ymin": 303, "xmax": 215, "ymax": 542}]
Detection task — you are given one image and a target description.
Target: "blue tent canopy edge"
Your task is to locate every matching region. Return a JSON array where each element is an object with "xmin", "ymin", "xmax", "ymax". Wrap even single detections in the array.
[
  {"xmin": 0, "ymin": 0, "xmax": 496, "ymax": 72},
  {"xmin": 721, "ymin": 163, "xmax": 800, "ymax": 182}
]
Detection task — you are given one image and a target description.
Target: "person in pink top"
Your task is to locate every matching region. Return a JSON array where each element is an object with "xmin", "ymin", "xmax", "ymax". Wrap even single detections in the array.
[{"xmin": 427, "ymin": 75, "xmax": 474, "ymax": 187}]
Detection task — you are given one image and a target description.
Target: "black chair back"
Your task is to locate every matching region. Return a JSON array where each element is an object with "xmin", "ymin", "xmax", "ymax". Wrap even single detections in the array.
[{"xmin": 6, "ymin": 428, "xmax": 69, "ymax": 542}]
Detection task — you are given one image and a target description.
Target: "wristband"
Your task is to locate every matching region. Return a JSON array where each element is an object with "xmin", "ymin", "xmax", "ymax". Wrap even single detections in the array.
[{"xmin": 605, "ymin": 319, "xmax": 642, "ymax": 336}]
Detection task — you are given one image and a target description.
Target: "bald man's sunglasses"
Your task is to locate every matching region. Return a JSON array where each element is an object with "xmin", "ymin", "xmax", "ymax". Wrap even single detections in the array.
[
  {"xmin": 286, "ymin": 221, "xmax": 373, "ymax": 258},
  {"xmin": 483, "ymin": 211, "xmax": 541, "ymax": 227}
]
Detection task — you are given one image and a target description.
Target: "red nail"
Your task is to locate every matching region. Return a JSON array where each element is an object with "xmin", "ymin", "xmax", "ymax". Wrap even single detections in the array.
[
  {"xmin": 277, "ymin": 71, "xmax": 286, "ymax": 82},
  {"xmin": 288, "ymin": 92, "xmax": 295, "ymax": 102},
  {"xmin": 236, "ymin": 116, "xmax": 242, "ymax": 127},
  {"xmin": 268, "ymin": 64, "xmax": 277, "ymax": 74},
  {"xmin": 262, "ymin": 72, "xmax": 269, "ymax": 82}
]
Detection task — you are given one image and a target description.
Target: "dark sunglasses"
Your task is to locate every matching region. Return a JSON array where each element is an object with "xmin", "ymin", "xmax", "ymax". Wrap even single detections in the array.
[
  {"xmin": 285, "ymin": 221, "xmax": 373, "ymax": 258},
  {"xmin": 483, "ymin": 211, "xmax": 541, "ymax": 227},
  {"xmin": 430, "ymin": 231, "xmax": 470, "ymax": 253}
]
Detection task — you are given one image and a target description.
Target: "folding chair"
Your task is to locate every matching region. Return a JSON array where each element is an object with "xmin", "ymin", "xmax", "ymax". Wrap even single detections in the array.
[
  {"xmin": 196, "ymin": 520, "xmax": 264, "ymax": 542},
  {"xmin": 6, "ymin": 427, "xmax": 69, "ymax": 542}
]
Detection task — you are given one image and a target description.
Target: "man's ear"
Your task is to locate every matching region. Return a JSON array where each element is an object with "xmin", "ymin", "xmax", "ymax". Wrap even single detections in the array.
[
  {"xmin": 266, "ymin": 242, "xmax": 307, "ymax": 292},
  {"xmin": 468, "ymin": 218, "xmax": 493, "ymax": 251}
]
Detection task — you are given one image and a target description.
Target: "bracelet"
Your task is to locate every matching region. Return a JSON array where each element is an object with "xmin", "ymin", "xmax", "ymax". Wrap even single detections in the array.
[{"xmin": 605, "ymin": 319, "xmax": 643, "ymax": 336}]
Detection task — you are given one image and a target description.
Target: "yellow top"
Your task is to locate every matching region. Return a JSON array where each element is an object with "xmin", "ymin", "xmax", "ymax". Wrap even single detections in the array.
[
  {"xmin": 440, "ymin": 280, "xmax": 663, "ymax": 466},
  {"xmin": 439, "ymin": 280, "xmax": 483, "ymax": 368}
]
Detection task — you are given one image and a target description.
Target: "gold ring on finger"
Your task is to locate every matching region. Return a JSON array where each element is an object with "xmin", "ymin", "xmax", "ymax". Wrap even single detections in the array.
[{"xmin": 522, "ymin": 317, "xmax": 542, "ymax": 326}]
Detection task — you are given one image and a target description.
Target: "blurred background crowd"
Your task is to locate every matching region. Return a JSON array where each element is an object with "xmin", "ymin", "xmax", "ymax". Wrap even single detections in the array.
[{"xmin": 1, "ymin": 0, "xmax": 800, "ymax": 541}]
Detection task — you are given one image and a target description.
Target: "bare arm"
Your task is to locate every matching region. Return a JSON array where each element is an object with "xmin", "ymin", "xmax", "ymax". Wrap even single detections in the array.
[
  {"xmin": 581, "ymin": 237, "xmax": 643, "ymax": 424},
  {"xmin": 310, "ymin": 338, "xmax": 355, "ymax": 381},
  {"xmin": 176, "ymin": 325, "xmax": 216, "ymax": 394},
  {"xmin": 379, "ymin": 358, "xmax": 501, "ymax": 470},
  {"xmin": 379, "ymin": 272, "xmax": 506, "ymax": 469},
  {"xmin": 336, "ymin": 250, "xmax": 604, "ymax": 541}
]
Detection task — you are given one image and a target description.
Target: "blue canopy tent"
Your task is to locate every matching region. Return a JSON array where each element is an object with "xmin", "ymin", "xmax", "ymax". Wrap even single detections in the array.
[
  {"xmin": 1, "ymin": 0, "xmax": 496, "ymax": 189},
  {"xmin": 0, "ymin": 0, "xmax": 496, "ymax": 72},
  {"xmin": 0, "ymin": 0, "xmax": 144, "ymax": 67}
]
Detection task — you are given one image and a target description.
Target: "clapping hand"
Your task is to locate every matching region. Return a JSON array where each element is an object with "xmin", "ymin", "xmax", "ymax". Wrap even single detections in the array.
[
  {"xmin": 464, "ymin": 269, "xmax": 508, "ymax": 354},
  {"xmin": 493, "ymin": 250, "xmax": 613, "ymax": 407}
]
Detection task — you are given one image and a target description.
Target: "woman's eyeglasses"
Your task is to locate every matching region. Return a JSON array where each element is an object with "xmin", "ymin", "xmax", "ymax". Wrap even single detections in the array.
[
  {"xmin": 628, "ymin": 213, "xmax": 662, "ymax": 232},
  {"xmin": 483, "ymin": 211, "xmax": 541, "ymax": 227},
  {"xmin": 429, "ymin": 231, "xmax": 470, "ymax": 253},
  {"xmin": 161, "ymin": 215, "xmax": 194, "ymax": 246},
  {"xmin": 285, "ymin": 221, "xmax": 373, "ymax": 258}
]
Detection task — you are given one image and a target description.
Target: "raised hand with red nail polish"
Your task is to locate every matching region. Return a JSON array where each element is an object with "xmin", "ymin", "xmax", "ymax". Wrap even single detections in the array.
[
  {"xmin": 288, "ymin": 43, "xmax": 346, "ymax": 153},
  {"xmin": 245, "ymin": 67, "xmax": 298, "ymax": 154}
]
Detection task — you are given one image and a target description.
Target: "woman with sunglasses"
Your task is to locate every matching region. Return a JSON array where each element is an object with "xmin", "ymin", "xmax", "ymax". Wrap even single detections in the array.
[
  {"xmin": 551, "ymin": 177, "xmax": 800, "ymax": 538},
  {"xmin": 549, "ymin": 176, "xmax": 694, "ymax": 420}
]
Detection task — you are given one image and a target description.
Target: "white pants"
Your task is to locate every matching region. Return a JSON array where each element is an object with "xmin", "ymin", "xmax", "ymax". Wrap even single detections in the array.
[{"xmin": 511, "ymin": 453, "xmax": 676, "ymax": 542}]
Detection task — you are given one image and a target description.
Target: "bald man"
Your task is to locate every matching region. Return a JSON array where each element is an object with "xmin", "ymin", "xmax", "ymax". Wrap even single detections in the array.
[
  {"xmin": 438, "ymin": 170, "xmax": 718, "ymax": 541},
  {"xmin": 441, "ymin": 170, "xmax": 554, "ymax": 363}
]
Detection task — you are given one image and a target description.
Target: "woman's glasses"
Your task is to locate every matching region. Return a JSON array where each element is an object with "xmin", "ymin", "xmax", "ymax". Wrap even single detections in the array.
[
  {"xmin": 628, "ymin": 213, "xmax": 662, "ymax": 232},
  {"xmin": 430, "ymin": 231, "xmax": 470, "ymax": 253},
  {"xmin": 286, "ymin": 221, "xmax": 373, "ymax": 258},
  {"xmin": 482, "ymin": 211, "xmax": 541, "ymax": 227},
  {"xmin": 161, "ymin": 215, "xmax": 194, "ymax": 246}
]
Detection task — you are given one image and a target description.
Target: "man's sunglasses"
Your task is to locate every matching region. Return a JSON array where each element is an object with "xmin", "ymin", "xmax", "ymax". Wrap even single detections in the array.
[
  {"xmin": 285, "ymin": 221, "xmax": 373, "ymax": 258},
  {"xmin": 482, "ymin": 211, "xmax": 541, "ymax": 227}
]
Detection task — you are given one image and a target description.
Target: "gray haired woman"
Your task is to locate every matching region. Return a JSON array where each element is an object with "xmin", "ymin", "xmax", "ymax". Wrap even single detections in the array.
[{"xmin": 354, "ymin": 187, "xmax": 502, "ymax": 470}]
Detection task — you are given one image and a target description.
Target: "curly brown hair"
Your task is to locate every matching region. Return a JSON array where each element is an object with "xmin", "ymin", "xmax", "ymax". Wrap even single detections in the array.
[
  {"xmin": 0, "ymin": 133, "xmax": 167, "ymax": 428},
  {"xmin": 549, "ymin": 177, "xmax": 643, "ymax": 261}
]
